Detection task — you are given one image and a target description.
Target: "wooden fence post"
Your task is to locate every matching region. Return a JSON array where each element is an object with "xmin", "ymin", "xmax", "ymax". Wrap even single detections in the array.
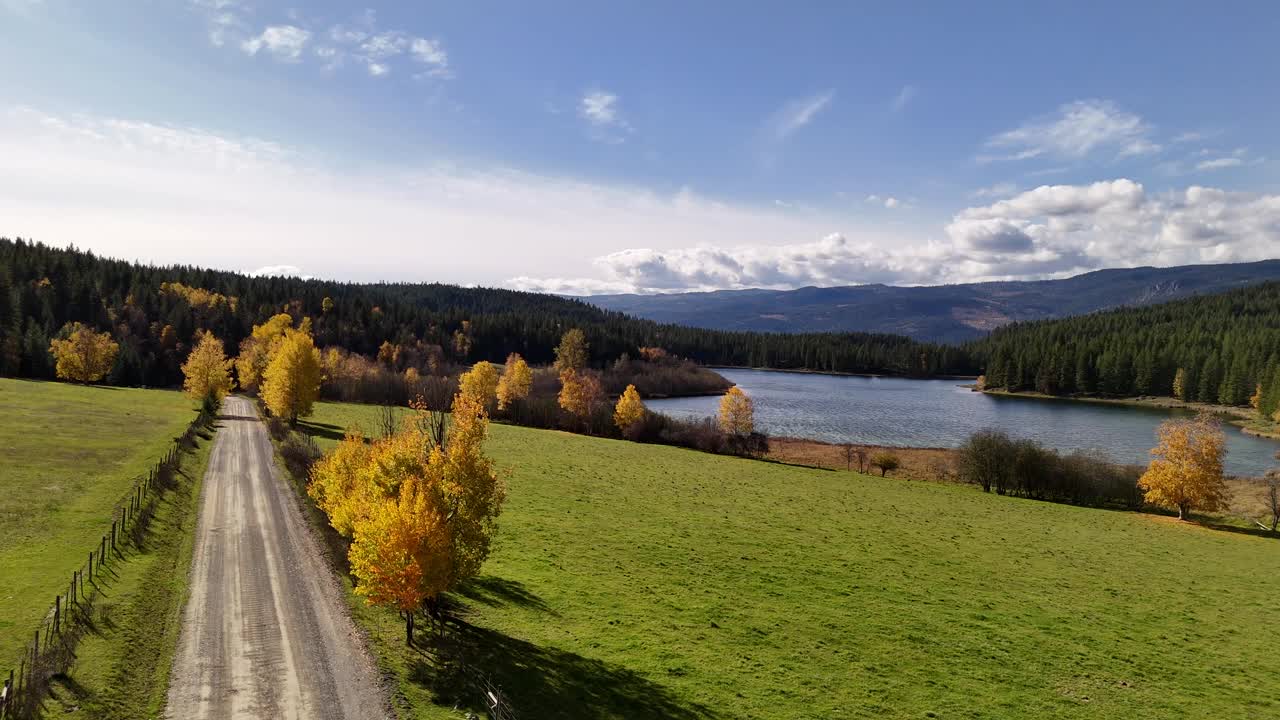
[
  {"xmin": 88, "ymin": 551, "xmax": 93, "ymax": 581},
  {"xmin": 111, "ymin": 520, "xmax": 117, "ymax": 556},
  {"xmin": 54, "ymin": 596, "xmax": 60, "ymax": 635}
]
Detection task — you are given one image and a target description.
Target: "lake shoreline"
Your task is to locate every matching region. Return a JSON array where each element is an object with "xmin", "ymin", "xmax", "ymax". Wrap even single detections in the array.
[
  {"xmin": 649, "ymin": 367, "xmax": 1280, "ymax": 477},
  {"xmin": 708, "ymin": 364, "xmax": 979, "ymax": 382},
  {"xmin": 980, "ymin": 389, "xmax": 1280, "ymax": 440}
]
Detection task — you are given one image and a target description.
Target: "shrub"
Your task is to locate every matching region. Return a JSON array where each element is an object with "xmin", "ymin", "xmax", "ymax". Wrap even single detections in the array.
[
  {"xmin": 871, "ymin": 452, "xmax": 901, "ymax": 477},
  {"xmin": 280, "ymin": 430, "xmax": 321, "ymax": 480},
  {"xmin": 957, "ymin": 429, "xmax": 1143, "ymax": 508},
  {"xmin": 266, "ymin": 415, "xmax": 290, "ymax": 442}
]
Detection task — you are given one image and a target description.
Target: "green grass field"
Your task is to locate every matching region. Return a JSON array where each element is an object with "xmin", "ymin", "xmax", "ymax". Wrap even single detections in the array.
[
  {"xmin": 298, "ymin": 401, "xmax": 1280, "ymax": 720},
  {"xmin": 0, "ymin": 378, "xmax": 200, "ymax": 674}
]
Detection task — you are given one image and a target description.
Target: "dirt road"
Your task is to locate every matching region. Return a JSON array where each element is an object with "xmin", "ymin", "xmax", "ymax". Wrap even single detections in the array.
[{"xmin": 166, "ymin": 396, "xmax": 386, "ymax": 720}]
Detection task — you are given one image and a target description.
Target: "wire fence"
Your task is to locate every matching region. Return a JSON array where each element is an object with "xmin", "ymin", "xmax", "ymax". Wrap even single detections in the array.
[{"xmin": 0, "ymin": 407, "xmax": 213, "ymax": 720}]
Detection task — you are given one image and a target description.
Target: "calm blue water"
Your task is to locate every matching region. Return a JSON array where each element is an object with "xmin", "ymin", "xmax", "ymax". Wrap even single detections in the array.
[{"xmin": 647, "ymin": 368, "xmax": 1280, "ymax": 478}]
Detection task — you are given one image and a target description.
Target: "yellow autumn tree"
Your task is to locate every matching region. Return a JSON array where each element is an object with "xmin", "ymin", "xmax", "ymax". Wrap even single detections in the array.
[
  {"xmin": 496, "ymin": 353, "xmax": 532, "ymax": 410},
  {"xmin": 1250, "ymin": 383, "xmax": 1263, "ymax": 410},
  {"xmin": 181, "ymin": 331, "xmax": 233, "ymax": 404},
  {"xmin": 349, "ymin": 476, "xmax": 451, "ymax": 645},
  {"xmin": 434, "ymin": 390, "xmax": 506, "ymax": 589},
  {"xmin": 554, "ymin": 328, "xmax": 588, "ymax": 373},
  {"xmin": 718, "ymin": 386, "xmax": 754, "ymax": 435},
  {"xmin": 235, "ymin": 313, "xmax": 298, "ymax": 392},
  {"xmin": 308, "ymin": 429, "xmax": 378, "ymax": 537},
  {"xmin": 1139, "ymin": 414, "xmax": 1229, "ymax": 519},
  {"xmin": 261, "ymin": 326, "xmax": 322, "ymax": 423},
  {"xmin": 49, "ymin": 322, "xmax": 119, "ymax": 383},
  {"xmin": 559, "ymin": 369, "xmax": 602, "ymax": 417},
  {"xmin": 458, "ymin": 361, "xmax": 500, "ymax": 409},
  {"xmin": 308, "ymin": 386, "xmax": 505, "ymax": 644},
  {"xmin": 1172, "ymin": 368, "xmax": 1188, "ymax": 402},
  {"xmin": 613, "ymin": 384, "xmax": 645, "ymax": 432}
]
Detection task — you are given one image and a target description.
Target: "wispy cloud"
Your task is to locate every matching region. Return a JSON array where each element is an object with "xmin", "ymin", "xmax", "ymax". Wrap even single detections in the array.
[
  {"xmin": 581, "ymin": 91, "xmax": 620, "ymax": 126},
  {"xmin": 891, "ymin": 85, "xmax": 917, "ymax": 112},
  {"xmin": 241, "ymin": 25, "xmax": 311, "ymax": 61},
  {"xmin": 579, "ymin": 90, "xmax": 631, "ymax": 143},
  {"xmin": 864, "ymin": 194, "xmax": 902, "ymax": 209},
  {"xmin": 768, "ymin": 91, "xmax": 834, "ymax": 141},
  {"xmin": 980, "ymin": 100, "xmax": 1159, "ymax": 163},
  {"xmin": 1197, "ymin": 156, "xmax": 1244, "ymax": 171},
  {"xmin": 194, "ymin": 4, "xmax": 450, "ymax": 79}
]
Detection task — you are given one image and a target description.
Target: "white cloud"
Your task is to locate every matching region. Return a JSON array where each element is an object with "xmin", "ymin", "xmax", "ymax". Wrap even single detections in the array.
[
  {"xmin": 522, "ymin": 178, "xmax": 1280, "ymax": 293},
  {"xmin": 247, "ymin": 264, "xmax": 311, "ymax": 279},
  {"xmin": 864, "ymin": 194, "xmax": 901, "ymax": 209},
  {"xmin": 768, "ymin": 91, "xmax": 834, "ymax": 140},
  {"xmin": 982, "ymin": 100, "xmax": 1158, "ymax": 163},
  {"xmin": 891, "ymin": 85, "xmax": 917, "ymax": 112},
  {"xmin": 1197, "ymin": 157, "xmax": 1243, "ymax": 171},
  {"xmin": 409, "ymin": 38, "xmax": 449, "ymax": 76},
  {"xmin": 578, "ymin": 91, "xmax": 632, "ymax": 142},
  {"xmin": 240, "ymin": 25, "xmax": 311, "ymax": 61},
  {"xmin": 580, "ymin": 91, "xmax": 620, "ymax": 126},
  {"xmin": 195, "ymin": 5, "xmax": 450, "ymax": 79}
]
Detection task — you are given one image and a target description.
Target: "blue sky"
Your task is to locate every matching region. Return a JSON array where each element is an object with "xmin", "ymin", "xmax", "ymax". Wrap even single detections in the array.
[{"xmin": 1, "ymin": 1, "xmax": 1278, "ymax": 293}]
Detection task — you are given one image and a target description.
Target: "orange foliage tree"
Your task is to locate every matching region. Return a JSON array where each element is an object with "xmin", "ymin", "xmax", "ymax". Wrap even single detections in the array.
[
  {"xmin": 308, "ymin": 385, "xmax": 505, "ymax": 644},
  {"xmin": 559, "ymin": 369, "xmax": 602, "ymax": 418},
  {"xmin": 1139, "ymin": 414, "xmax": 1229, "ymax": 519}
]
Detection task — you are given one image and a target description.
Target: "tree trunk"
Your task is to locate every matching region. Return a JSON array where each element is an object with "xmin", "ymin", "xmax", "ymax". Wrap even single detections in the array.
[
  {"xmin": 404, "ymin": 610, "xmax": 414, "ymax": 646},
  {"xmin": 1177, "ymin": 504, "xmax": 1186, "ymax": 520}
]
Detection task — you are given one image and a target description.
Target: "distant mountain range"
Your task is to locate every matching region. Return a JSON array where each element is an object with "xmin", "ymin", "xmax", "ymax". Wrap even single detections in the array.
[{"xmin": 583, "ymin": 260, "xmax": 1280, "ymax": 343}]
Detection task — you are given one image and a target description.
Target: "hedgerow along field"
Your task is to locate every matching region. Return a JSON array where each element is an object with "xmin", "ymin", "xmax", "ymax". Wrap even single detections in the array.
[
  {"xmin": 0, "ymin": 378, "xmax": 200, "ymax": 672},
  {"xmin": 299, "ymin": 400, "xmax": 1278, "ymax": 719}
]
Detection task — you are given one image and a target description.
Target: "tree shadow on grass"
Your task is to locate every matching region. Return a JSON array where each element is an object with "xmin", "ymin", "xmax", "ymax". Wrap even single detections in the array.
[
  {"xmin": 296, "ymin": 419, "xmax": 347, "ymax": 443},
  {"xmin": 418, "ymin": 620, "xmax": 719, "ymax": 720},
  {"xmin": 451, "ymin": 576, "xmax": 559, "ymax": 616}
]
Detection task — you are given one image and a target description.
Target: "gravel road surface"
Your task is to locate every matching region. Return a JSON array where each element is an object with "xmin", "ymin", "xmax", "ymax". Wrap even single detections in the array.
[{"xmin": 166, "ymin": 396, "xmax": 386, "ymax": 720}]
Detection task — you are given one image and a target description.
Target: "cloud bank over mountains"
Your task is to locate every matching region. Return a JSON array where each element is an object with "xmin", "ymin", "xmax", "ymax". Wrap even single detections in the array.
[{"xmin": 515, "ymin": 179, "xmax": 1280, "ymax": 294}]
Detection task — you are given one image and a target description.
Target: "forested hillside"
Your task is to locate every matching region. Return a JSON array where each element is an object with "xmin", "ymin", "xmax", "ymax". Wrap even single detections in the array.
[
  {"xmin": 0, "ymin": 239, "xmax": 974, "ymax": 386},
  {"xmin": 969, "ymin": 281, "xmax": 1280, "ymax": 412}
]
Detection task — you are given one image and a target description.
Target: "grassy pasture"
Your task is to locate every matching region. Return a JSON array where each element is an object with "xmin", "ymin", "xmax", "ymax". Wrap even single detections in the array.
[
  {"xmin": 297, "ymin": 401, "xmax": 1279, "ymax": 719},
  {"xmin": 0, "ymin": 379, "xmax": 198, "ymax": 672}
]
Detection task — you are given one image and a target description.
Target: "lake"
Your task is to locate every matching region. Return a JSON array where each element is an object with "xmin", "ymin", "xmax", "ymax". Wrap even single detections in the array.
[{"xmin": 647, "ymin": 368, "xmax": 1280, "ymax": 478}]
